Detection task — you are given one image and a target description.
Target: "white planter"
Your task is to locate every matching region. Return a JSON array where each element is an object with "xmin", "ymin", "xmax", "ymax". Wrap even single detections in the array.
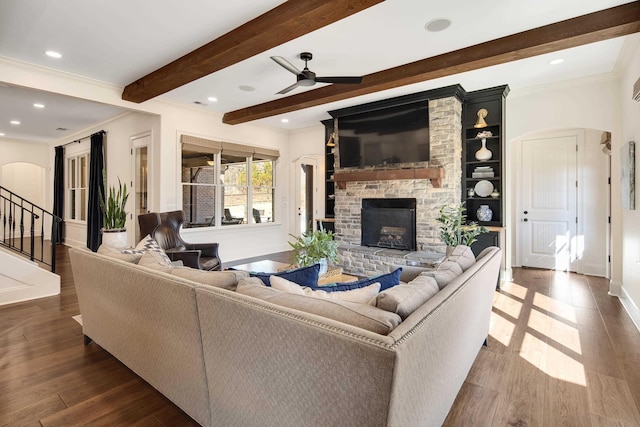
[
  {"xmin": 101, "ymin": 229, "xmax": 128, "ymax": 249},
  {"xmin": 318, "ymin": 258, "xmax": 328, "ymax": 275}
]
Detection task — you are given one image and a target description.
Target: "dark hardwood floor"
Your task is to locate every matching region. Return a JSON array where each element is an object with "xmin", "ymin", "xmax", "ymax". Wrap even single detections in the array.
[{"xmin": 1, "ymin": 245, "xmax": 639, "ymax": 426}]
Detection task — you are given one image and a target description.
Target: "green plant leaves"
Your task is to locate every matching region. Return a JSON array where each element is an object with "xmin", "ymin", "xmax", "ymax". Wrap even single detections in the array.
[
  {"xmin": 288, "ymin": 226, "xmax": 339, "ymax": 267},
  {"xmin": 99, "ymin": 173, "xmax": 129, "ymax": 230},
  {"xmin": 436, "ymin": 202, "xmax": 488, "ymax": 247}
]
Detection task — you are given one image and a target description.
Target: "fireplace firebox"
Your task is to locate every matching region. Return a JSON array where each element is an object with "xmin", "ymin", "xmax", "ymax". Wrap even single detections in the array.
[{"xmin": 361, "ymin": 198, "xmax": 417, "ymax": 251}]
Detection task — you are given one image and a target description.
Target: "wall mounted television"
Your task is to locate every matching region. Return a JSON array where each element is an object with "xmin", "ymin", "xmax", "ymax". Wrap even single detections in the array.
[{"xmin": 337, "ymin": 102, "xmax": 429, "ymax": 168}]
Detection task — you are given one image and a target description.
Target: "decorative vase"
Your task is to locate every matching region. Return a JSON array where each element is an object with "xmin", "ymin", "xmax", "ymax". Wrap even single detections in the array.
[
  {"xmin": 318, "ymin": 258, "xmax": 328, "ymax": 275},
  {"xmin": 475, "ymin": 138, "xmax": 492, "ymax": 161},
  {"xmin": 490, "ymin": 189, "xmax": 500, "ymax": 199},
  {"xmin": 467, "ymin": 188, "xmax": 475, "ymax": 197},
  {"xmin": 101, "ymin": 228, "xmax": 128, "ymax": 249},
  {"xmin": 477, "ymin": 205, "xmax": 493, "ymax": 222}
]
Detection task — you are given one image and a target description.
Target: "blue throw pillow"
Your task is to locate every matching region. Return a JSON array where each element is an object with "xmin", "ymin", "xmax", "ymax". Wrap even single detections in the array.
[
  {"xmin": 310, "ymin": 268, "xmax": 402, "ymax": 293},
  {"xmin": 250, "ymin": 263, "xmax": 320, "ymax": 287}
]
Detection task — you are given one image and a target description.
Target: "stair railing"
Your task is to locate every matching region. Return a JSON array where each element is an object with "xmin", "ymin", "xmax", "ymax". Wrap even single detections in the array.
[{"xmin": 0, "ymin": 186, "xmax": 62, "ymax": 272}]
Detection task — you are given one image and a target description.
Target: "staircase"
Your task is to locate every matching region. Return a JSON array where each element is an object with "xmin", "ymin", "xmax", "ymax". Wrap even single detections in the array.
[{"xmin": 0, "ymin": 186, "xmax": 62, "ymax": 305}]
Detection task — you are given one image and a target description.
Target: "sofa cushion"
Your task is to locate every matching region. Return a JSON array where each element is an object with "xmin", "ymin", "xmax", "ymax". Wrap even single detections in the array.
[
  {"xmin": 171, "ymin": 268, "xmax": 248, "ymax": 290},
  {"xmin": 420, "ymin": 261, "xmax": 463, "ymax": 289},
  {"xmin": 373, "ymin": 275, "xmax": 439, "ymax": 319},
  {"xmin": 97, "ymin": 244, "xmax": 141, "ymax": 263},
  {"xmin": 447, "ymin": 245, "xmax": 476, "ymax": 271},
  {"xmin": 270, "ymin": 275, "xmax": 380, "ymax": 304},
  {"xmin": 121, "ymin": 234, "xmax": 173, "ymax": 265},
  {"xmin": 236, "ymin": 278, "xmax": 401, "ymax": 335},
  {"xmin": 312, "ymin": 268, "xmax": 402, "ymax": 293},
  {"xmin": 250, "ymin": 263, "xmax": 320, "ymax": 287}
]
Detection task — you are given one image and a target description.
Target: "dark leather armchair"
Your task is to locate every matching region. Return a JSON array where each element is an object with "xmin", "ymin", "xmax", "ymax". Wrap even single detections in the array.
[{"xmin": 137, "ymin": 211, "xmax": 222, "ymax": 271}]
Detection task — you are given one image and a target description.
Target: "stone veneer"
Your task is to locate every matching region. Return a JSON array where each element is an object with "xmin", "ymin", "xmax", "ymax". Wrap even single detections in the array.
[{"xmin": 333, "ymin": 96, "xmax": 462, "ymax": 276}]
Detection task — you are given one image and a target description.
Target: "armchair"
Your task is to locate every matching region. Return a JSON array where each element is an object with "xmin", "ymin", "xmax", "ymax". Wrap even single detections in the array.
[{"xmin": 137, "ymin": 211, "xmax": 222, "ymax": 271}]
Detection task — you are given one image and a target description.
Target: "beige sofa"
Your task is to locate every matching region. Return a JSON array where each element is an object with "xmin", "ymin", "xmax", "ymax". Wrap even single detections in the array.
[{"xmin": 69, "ymin": 246, "xmax": 501, "ymax": 427}]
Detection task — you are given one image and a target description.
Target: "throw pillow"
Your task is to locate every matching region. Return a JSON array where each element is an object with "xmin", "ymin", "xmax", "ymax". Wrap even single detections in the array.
[
  {"xmin": 236, "ymin": 279, "xmax": 401, "ymax": 335},
  {"xmin": 250, "ymin": 263, "xmax": 320, "ymax": 287},
  {"xmin": 447, "ymin": 245, "xmax": 475, "ymax": 271},
  {"xmin": 420, "ymin": 261, "xmax": 462, "ymax": 289},
  {"xmin": 270, "ymin": 275, "xmax": 380, "ymax": 304},
  {"xmin": 138, "ymin": 250, "xmax": 173, "ymax": 268},
  {"xmin": 312, "ymin": 267, "xmax": 402, "ymax": 293},
  {"xmin": 373, "ymin": 275, "xmax": 439, "ymax": 319},
  {"xmin": 97, "ymin": 244, "xmax": 140, "ymax": 263},
  {"xmin": 122, "ymin": 235, "xmax": 172, "ymax": 265}
]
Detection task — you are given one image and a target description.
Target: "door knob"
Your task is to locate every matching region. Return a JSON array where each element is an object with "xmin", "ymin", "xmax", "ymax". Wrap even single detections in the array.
[
  {"xmin": 524, "ymin": 210, "xmax": 528, "ymax": 215},
  {"xmin": 523, "ymin": 218, "xmax": 528, "ymax": 222}
]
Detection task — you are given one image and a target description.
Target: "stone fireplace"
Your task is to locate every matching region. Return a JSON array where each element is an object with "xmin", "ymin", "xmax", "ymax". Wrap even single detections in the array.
[{"xmin": 332, "ymin": 96, "xmax": 462, "ymax": 276}]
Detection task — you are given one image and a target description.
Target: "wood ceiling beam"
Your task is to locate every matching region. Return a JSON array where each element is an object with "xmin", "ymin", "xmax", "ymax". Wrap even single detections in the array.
[
  {"xmin": 122, "ymin": 0, "xmax": 384, "ymax": 103},
  {"xmin": 223, "ymin": 1, "xmax": 640, "ymax": 125}
]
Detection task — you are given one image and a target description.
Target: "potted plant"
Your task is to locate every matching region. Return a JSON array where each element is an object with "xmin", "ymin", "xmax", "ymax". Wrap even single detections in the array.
[
  {"xmin": 99, "ymin": 174, "xmax": 129, "ymax": 249},
  {"xmin": 436, "ymin": 202, "xmax": 488, "ymax": 254},
  {"xmin": 288, "ymin": 225, "xmax": 339, "ymax": 274}
]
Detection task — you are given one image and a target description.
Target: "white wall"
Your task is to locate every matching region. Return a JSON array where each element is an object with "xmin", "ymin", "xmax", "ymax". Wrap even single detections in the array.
[
  {"xmin": 55, "ymin": 111, "xmax": 160, "ymax": 247},
  {"xmin": 507, "ymin": 77, "xmax": 621, "ymax": 284},
  {"xmin": 618, "ymin": 34, "xmax": 640, "ymax": 328}
]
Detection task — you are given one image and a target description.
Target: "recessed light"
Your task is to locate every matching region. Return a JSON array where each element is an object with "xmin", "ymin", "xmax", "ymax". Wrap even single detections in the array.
[
  {"xmin": 45, "ymin": 50, "xmax": 62, "ymax": 59},
  {"xmin": 10, "ymin": 120, "xmax": 20, "ymax": 125},
  {"xmin": 33, "ymin": 103, "xmax": 45, "ymax": 109},
  {"xmin": 239, "ymin": 85, "xmax": 255, "ymax": 92},
  {"xmin": 549, "ymin": 58, "xmax": 564, "ymax": 65},
  {"xmin": 425, "ymin": 18, "xmax": 451, "ymax": 32},
  {"xmin": 207, "ymin": 97, "xmax": 218, "ymax": 102},
  {"xmin": 0, "ymin": 132, "xmax": 5, "ymax": 137},
  {"xmin": 281, "ymin": 118, "xmax": 289, "ymax": 123}
]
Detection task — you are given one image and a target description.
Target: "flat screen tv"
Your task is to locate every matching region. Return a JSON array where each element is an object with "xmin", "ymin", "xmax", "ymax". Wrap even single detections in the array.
[{"xmin": 338, "ymin": 102, "xmax": 429, "ymax": 168}]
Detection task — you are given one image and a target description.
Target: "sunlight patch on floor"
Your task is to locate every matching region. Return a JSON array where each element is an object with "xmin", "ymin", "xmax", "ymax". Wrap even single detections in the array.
[
  {"xmin": 533, "ymin": 292, "xmax": 577, "ymax": 324},
  {"xmin": 489, "ymin": 311, "xmax": 515, "ymax": 347}
]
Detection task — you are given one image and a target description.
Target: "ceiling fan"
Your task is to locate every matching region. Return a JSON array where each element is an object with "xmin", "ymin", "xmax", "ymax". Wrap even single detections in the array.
[{"xmin": 270, "ymin": 52, "xmax": 363, "ymax": 95}]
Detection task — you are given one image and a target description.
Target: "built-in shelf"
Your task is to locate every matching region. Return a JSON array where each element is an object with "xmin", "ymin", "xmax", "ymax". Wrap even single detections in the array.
[{"xmin": 333, "ymin": 167, "xmax": 445, "ymax": 189}]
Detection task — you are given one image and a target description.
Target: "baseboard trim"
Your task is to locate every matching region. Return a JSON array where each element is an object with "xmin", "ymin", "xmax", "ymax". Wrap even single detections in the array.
[
  {"xmin": 608, "ymin": 280, "xmax": 622, "ymax": 297},
  {"xmin": 619, "ymin": 286, "xmax": 640, "ymax": 333}
]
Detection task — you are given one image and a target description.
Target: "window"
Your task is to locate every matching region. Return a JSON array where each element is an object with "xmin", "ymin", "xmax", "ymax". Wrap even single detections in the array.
[
  {"xmin": 180, "ymin": 135, "xmax": 278, "ymax": 228},
  {"xmin": 67, "ymin": 153, "xmax": 89, "ymax": 221}
]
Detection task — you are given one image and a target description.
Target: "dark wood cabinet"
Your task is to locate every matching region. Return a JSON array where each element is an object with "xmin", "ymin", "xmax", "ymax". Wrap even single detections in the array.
[
  {"xmin": 462, "ymin": 86, "xmax": 509, "ymax": 227},
  {"xmin": 322, "ymin": 119, "xmax": 336, "ymax": 218}
]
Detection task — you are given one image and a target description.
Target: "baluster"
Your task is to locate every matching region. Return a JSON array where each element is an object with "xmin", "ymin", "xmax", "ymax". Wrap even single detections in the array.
[
  {"xmin": 19, "ymin": 202, "xmax": 25, "ymax": 252},
  {"xmin": 40, "ymin": 208, "xmax": 45, "ymax": 262},
  {"xmin": 9, "ymin": 202, "xmax": 14, "ymax": 246}
]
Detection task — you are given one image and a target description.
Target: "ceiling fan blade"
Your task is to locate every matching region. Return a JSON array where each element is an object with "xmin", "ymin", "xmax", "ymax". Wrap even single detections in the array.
[
  {"xmin": 315, "ymin": 76, "xmax": 363, "ymax": 84},
  {"xmin": 270, "ymin": 56, "xmax": 302, "ymax": 75},
  {"xmin": 277, "ymin": 81, "xmax": 302, "ymax": 95}
]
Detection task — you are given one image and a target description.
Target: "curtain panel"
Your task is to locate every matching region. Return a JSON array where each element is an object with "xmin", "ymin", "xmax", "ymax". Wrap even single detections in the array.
[
  {"xmin": 53, "ymin": 145, "xmax": 65, "ymax": 243},
  {"xmin": 86, "ymin": 132, "xmax": 105, "ymax": 251}
]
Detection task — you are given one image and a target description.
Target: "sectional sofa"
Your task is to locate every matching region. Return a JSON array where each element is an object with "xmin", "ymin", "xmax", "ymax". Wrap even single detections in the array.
[{"xmin": 69, "ymin": 244, "xmax": 501, "ymax": 427}]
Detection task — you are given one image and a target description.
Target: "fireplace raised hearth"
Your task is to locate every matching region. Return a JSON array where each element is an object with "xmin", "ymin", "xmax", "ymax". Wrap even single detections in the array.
[{"xmin": 361, "ymin": 198, "xmax": 417, "ymax": 251}]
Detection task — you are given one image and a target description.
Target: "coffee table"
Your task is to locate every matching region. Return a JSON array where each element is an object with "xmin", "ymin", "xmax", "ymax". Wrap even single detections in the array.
[{"xmin": 230, "ymin": 260, "xmax": 358, "ymax": 285}]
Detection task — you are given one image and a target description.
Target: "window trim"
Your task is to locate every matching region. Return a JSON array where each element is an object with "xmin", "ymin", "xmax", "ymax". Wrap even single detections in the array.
[{"xmin": 180, "ymin": 135, "xmax": 277, "ymax": 228}]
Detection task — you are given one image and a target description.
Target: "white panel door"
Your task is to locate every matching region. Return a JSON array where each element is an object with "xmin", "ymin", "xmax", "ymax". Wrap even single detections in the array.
[{"xmin": 521, "ymin": 135, "xmax": 577, "ymax": 271}]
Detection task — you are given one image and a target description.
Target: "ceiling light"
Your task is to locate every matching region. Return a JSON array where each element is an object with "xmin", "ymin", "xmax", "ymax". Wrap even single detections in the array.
[
  {"xmin": 45, "ymin": 50, "xmax": 62, "ymax": 58},
  {"xmin": 239, "ymin": 85, "xmax": 255, "ymax": 92},
  {"xmin": 425, "ymin": 18, "xmax": 451, "ymax": 32},
  {"xmin": 10, "ymin": 120, "xmax": 20, "ymax": 125},
  {"xmin": 281, "ymin": 118, "xmax": 289, "ymax": 123},
  {"xmin": 207, "ymin": 97, "xmax": 218, "ymax": 102},
  {"xmin": 0, "ymin": 132, "xmax": 5, "ymax": 137},
  {"xmin": 549, "ymin": 58, "xmax": 564, "ymax": 65},
  {"xmin": 33, "ymin": 103, "xmax": 45, "ymax": 109}
]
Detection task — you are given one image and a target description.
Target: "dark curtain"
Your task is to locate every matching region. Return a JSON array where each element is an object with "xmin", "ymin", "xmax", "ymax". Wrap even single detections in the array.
[
  {"xmin": 53, "ymin": 146, "xmax": 65, "ymax": 243},
  {"xmin": 86, "ymin": 132, "xmax": 105, "ymax": 251}
]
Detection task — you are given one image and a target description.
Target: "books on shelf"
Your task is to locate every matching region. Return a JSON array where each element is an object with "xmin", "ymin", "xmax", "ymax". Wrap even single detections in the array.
[{"xmin": 471, "ymin": 165, "xmax": 494, "ymax": 178}]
